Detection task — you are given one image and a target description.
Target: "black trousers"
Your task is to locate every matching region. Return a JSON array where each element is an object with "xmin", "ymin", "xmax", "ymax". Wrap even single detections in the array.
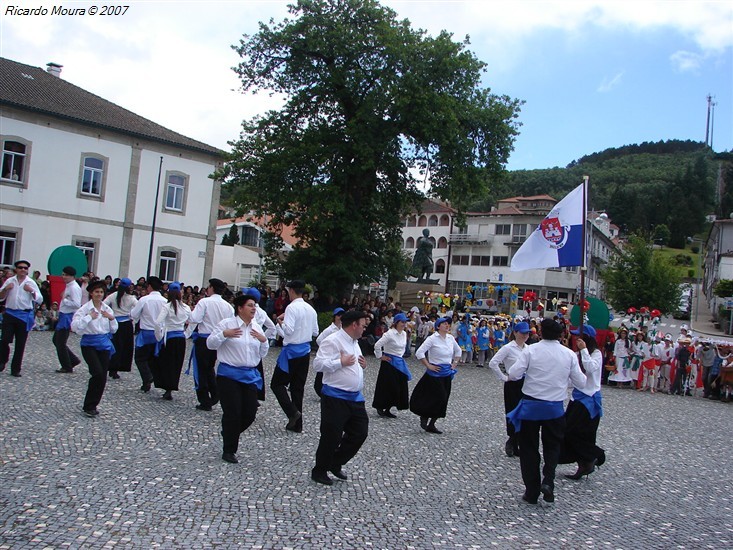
[
  {"xmin": 314, "ymin": 371, "xmax": 324, "ymax": 397},
  {"xmin": 270, "ymin": 354, "xmax": 309, "ymax": 429},
  {"xmin": 134, "ymin": 343, "xmax": 156, "ymax": 386},
  {"xmin": 193, "ymin": 338, "xmax": 218, "ymax": 406},
  {"xmin": 109, "ymin": 321, "xmax": 134, "ymax": 373},
  {"xmin": 504, "ymin": 379, "xmax": 524, "ymax": 442},
  {"xmin": 559, "ymin": 400, "xmax": 604, "ymax": 464},
  {"xmin": 53, "ymin": 327, "xmax": 80, "ymax": 371},
  {"xmin": 153, "ymin": 337, "xmax": 186, "ymax": 391},
  {"xmin": 518, "ymin": 415, "xmax": 566, "ymax": 499},
  {"xmin": 0, "ymin": 313, "xmax": 30, "ymax": 374},
  {"xmin": 314, "ymin": 395, "xmax": 369, "ymax": 474},
  {"xmin": 81, "ymin": 346, "xmax": 110, "ymax": 411},
  {"xmin": 217, "ymin": 375, "xmax": 259, "ymax": 454}
]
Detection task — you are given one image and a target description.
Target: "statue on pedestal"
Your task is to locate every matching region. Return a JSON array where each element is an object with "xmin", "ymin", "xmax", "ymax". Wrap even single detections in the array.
[{"xmin": 410, "ymin": 228, "xmax": 436, "ymax": 282}]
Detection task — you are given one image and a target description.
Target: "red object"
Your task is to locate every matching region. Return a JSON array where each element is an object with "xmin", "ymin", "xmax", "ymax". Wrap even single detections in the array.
[
  {"xmin": 651, "ymin": 309, "xmax": 661, "ymax": 318},
  {"xmin": 627, "ymin": 307, "xmax": 637, "ymax": 314},
  {"xmin": 47, "ymin": 275, "xmax": 65, "ymax": 307},
  {"xmin": 640, "ymin": 306, "xmax": 649, "ymax": 314},
  {"xmin": 522, "ymin": 291, "xmax": 537, "ymax": 302},
  {"xmin": 581, "ymin": 300, "xmax": 591, "ymax": 311}
]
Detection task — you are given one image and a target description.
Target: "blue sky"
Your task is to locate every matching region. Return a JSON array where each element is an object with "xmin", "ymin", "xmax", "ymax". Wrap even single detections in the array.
[{"xmin": 2, "ymin": 1, "xmax": 731, "ymax": 171}]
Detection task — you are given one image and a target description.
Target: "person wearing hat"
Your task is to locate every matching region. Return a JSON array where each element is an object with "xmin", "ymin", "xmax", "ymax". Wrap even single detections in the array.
[
  {"xmin": 311, "ymin": 310, "xmax": 370, "ymax": 485},
  {"xmin": 608, "ymin": 328, "xmax": 634, "ymax": 387},
  {"xmin": 410, "ymin": 316, "xmax": 461, "ymax": 434},
  {"xmin": 53, "ymin": 266, "xmax": 83, "ymax": 373},
  {"xmin": 313, "ymin": 307, "xmax": 345, "ymax": 397},
  {"xmin": 130, "ymin": 276, "xmax": 168, "ymax": 393},
  {"xmin": 372, "ymin": 312, "xmax": 412, "ymax": 418},
  {"xmin": 506, "ymin": 319, "xmax": 586, "ymax": 505},
  {"xmin": 103, "ymin": 278, "xmax": 139, "ymax": 379},
  {"xmin": 488, "ymin": 321, "xmax": 531, "ymax": 457},
  {"xmin": 670, "ymin": 336, "xmax": 693, "ymax": 396},
  {"xmin": 71, "ymin": 280, "xmax": 118, "ymax": 417},
  {"xmin": 153, "ymin": 283, "xmax": 192, "ymax": 400},
  {"xmin": 188, "ymin": 278, "xmax": 235, "ymax": 410},
  {"xmin": 238, "ymin": 287, "xmax": 277, "ymax": 402},
  {"xmin": 560, "ymin": 324, "xmax": 606, "ymax": 480},
  {"xmin": 456, "ymin": 314, "xmax": 474, "ymax": 364},
  {"xmin": 0, "ymin": 260, "xmax": 42, "ymax": 377},
  {"xmin": 655, "ymin": 334, "xmax": 675, "ymax": 393},
  {"xmin": 271, "ymin": 279, "xmax": 319, "ymax": 432}
]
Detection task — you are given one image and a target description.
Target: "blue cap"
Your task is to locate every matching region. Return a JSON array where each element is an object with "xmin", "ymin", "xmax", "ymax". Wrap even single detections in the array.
[
  {"xmin": 333, "ymin": 307, "xmax": 345, "ymax": 316},
  {"xmin": 393, "ymin": 313, "xmax": 408, "ymax": 324},
  {"xmin": 435, "ymin": 317, "xmax": 452, "ymax": 328},
  {"xmin": 513, "ymin": 321, "xmax": 531, "ymax": 334},
  {"xmin": 571, "ymin": 325, "xmax": 597, "ymax": 338},
  {"xmin": 168, "ymin": 282, "xmax": 181, "ymax": 292},
  {"xmin": 242, "ymin": 287, "xmax": 261, "ymax": 302},
  {"xmin": 119, "ymin": 277, "xmax": 132, "ymax": 288}
]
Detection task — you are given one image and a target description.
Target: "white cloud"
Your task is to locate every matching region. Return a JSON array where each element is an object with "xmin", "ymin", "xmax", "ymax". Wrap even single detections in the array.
[
  {"xmin": 670, "ymin": 50, "xmax": 705, "ymax": 73},
  {"xmin": 597, "ymin": 72, "xmax": 624, "ymax": 92}
]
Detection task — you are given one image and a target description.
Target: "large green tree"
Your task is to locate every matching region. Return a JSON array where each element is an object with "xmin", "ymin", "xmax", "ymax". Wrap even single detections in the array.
[
  {"xmin": 600, "ymin": 234, "xmax": 681, "ymax": 313},
  {"xmin": 218, "ymin": 0, "xmax": 522, "ymax": 296}
]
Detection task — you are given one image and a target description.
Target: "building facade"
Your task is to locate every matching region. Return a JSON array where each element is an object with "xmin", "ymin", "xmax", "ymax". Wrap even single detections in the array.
[{"xmin": 0, "ymin": 57, "xmax": 222, "ymax": 285}]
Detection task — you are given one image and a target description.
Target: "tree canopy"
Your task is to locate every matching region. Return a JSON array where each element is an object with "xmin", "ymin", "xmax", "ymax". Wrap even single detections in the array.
[
  {"xmin": 218, "ymin": 0, "xmax": 522, "ymax": 295},
  {"xmin": 600, "ymin": 234, "xmax": 681, "ymax": 313}
]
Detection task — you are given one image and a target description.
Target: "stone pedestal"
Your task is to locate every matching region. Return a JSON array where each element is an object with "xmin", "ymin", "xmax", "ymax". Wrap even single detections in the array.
[{"xmin": 394, "ymin": 281, "xmax": 445, "ymax": 313}]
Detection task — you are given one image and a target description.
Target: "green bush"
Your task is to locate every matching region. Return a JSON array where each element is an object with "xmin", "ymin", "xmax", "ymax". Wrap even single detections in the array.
[
  {"xmin": 317, "ymin": 311, "xmax": 334, "ymax": 333},
  {"xmin": 690, "ymin": 245, "xmax": 700, "ymax": 254}
]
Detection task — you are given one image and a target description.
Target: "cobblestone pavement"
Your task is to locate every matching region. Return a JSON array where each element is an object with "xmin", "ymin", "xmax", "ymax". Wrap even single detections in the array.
[{"xmin": 1, "ymin": 332, "xmax": 731, "ymax": 549}]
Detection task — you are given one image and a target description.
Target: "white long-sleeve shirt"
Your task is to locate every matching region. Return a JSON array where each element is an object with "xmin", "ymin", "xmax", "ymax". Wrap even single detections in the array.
[
  {"xmin": 488, "ymin": 340, "xmax": 527, "ymax": 383},
  {"xmin": 71, "ymin": 301, "xmax": 118, "ymax": 335},
  {"xmin": 59, "ymin": 280, "xmax": 82, "ymax": 314},
  {"xmin": 313, "ymin": 328, "xmax": 364, "ymax": 393},
  {"xmin": 316, "ymin": 322, "xmax": 341, "ymax": 346},
  {"xmin": 206, "ymin": 317, "xmax": 269, "ymax": 367},
  {"xmin": 276, "ymin": 297, "xmax": 319, "ymax": 345},
  {"xmin": 415, "ymin": 332, "xmax": 461, "ymax": 366},
  {"xmin": 574, "ymin": 348, "xmax": 603, "ymax": 397},
  {"xmin": 103, "ymin": 293, "xmax": 138, "ymax": 318},
  {"xmin": 0, "ymin": 276, "xmax": 42, "ymax": 310},
  {"xmin": 374, "ymin": 327, "xmax": 407, "ymax": 358},
  {"xmin": 189, "ymin": 294, "xmax": 234, "ymax": 335},
  {"xmin": 154, "ymin": 301, "xmax": 192, "ymax": 342},
  {"xmin": 254, "ymin": 305, "xmax": 277, "ymax": 339},
  {"xmin": 507, "ymin": 339, "xmax": 586, "ymax": 402},
  {"xmin": 130, "ymin": 291, "xmax": 167, "ymax": 331}
]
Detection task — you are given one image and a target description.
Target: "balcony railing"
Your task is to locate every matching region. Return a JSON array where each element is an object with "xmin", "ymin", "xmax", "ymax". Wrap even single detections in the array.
[{"xmin": 448, "ymin": 233, "xmax": 494, "ymax": 244}]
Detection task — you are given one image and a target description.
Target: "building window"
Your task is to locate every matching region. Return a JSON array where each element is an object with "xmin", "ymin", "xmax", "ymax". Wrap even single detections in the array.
[
  {"xmin": 158, "ymin": 249, "xmax": 179, "ymax": 283},
  {"xmin": 407, "ymin": 216, "xmax": 416, "ymax": 227},
  {"xmin": 428, "ymin": 215, "xmax": 438, "ymax": 227},
  {"xmin": 1, "ymin": 139, "xmax": 29, "ymax": 185},
  {"xmin": 78, "ymin": 154, "xmax": 109, "ymax": 200},
  {"xmin": 512, "ymin": 224, "xmax": 527, "ymax": 237},
  {"xmin": 452, "ymin": 255, "xmax": 470, "ymax": 266},
  {"xmin": 241, "ymin": 226, "xmax": 261, "ymax": 248},
  {"xmin": 471, "ymin": 255, "xmax": 490, "ymax": 266},
  {"xmin": 439, "ymin": 215, "xmax": 450, "ymax": 227},
  {"xmin": 74, "ymin": 237, "xmax": 98, "ymax": 273},
  {"xmin": 405, "ymin": 237, "xmax": 415, "ymax": 248},
  {"xmin": 0, "ymin": 230, "xmax": 18, "ymax": 266},
  {"xmin": 492, "ymin": 255, "xmax": 509, "ymax": 266},
  {"xmin": 164, "ymin": 172, "xmax": 188, "ymax": 214},
  {"xmin": 417, "ymin": 215, "xmax": 427, "ymax": 227},
  {"xmin": 437, "ymin": 237, "xmax": 448, "ymax": 249},
  {"xmin": 495, "ymin": 224, "xmax": 510, "ymax": 235},
  {"xmin": 435, "ymin": 259, "xmax": 446, "ymax": 274}
]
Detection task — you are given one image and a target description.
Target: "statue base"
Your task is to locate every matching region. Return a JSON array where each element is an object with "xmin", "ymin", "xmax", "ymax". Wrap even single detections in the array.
[{"xmin": 394, "ymin": 281, "xmax": 444, "ymax": 313}]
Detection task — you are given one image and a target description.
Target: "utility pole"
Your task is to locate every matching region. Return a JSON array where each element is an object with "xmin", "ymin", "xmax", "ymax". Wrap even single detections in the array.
[
  {"xmin": 710, "ymin": 99, "xmax": 717, "ymax": 150},
  {"xmin": 705, "ymin": 94, "xmax": 714, "ymax": 147}
]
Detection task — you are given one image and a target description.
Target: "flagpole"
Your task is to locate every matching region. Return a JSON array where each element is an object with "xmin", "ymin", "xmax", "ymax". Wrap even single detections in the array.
[{"xmin": 577, "ymin": 175, "xmax": 589, "ymax": 370}]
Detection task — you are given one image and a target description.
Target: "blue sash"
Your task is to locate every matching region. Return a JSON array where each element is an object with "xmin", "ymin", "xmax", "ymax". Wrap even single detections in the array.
[
  {"xmin": 185, "ymin": 332, "xmax": 209, "ymax": 391},
  {"xmin": 165, "ymin": 330, "xmax": 185, "ymax": 340},
  {"xmin": 217, "ymin": 361, "xmax": 263, "ymax": 390},
  {"xmin": 384, "ymin": 353, "xmax": 412, "ymax": 381},
  {"xmin": 115, "ymin": 316, "xmax": 130, "ymax": 323},
  {"xmin": 572, "ymin": 388, "xmax": 603, "ymax": 419},
  {"xmin": 6, "ymin": 308, "xmax": 35, "ymax": 332},
  {"xmin": 506, "ymin": 397, "xmax": 564, "ymax": 432},
  {"xmin": 425, "ymin": 363, "xmax": 456, "ymax": 380},
  {"xmin": 322, "ymin": 383, "xmax": 364, "ymax": 402},
  {"xmin": 135, "ymin": 329, "xmax": 162, "ymax": 356},
  {"xmin": 80, "ymin": 333, "xmax": 116, "ymax": 356},
  {"xmin": 56, "ymin": 312, "xmax": 73, "ymax": 331},
  {"xmin": 276, "ymin": 342, "xmax": 311, "ymax": 374}
]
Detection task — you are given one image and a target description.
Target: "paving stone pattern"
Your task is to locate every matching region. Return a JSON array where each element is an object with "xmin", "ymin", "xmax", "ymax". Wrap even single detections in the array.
[{"xmin": 1, "ymin": 332, "xmax": 731, "ymax": 548}]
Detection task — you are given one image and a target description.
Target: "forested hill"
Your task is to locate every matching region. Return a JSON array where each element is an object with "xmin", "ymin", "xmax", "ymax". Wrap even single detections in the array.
[{"xmin": 483, "ymin": 139, "xmax": 722, "ymax": 248}]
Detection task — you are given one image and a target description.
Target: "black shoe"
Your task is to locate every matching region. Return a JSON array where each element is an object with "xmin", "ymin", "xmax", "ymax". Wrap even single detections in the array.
[
  {"xmin": 420, "ymin": 416, "xmax": 429, "ymax": 430},
  {"xmin": 196, "ymin": 404, "xmax": 212, "ymax": 411},
  {"xmin": 311, "ymin": 471, "xmax": 333, "ymax": 486},
  {"xmin": 83, "ymin": 409, "xmax": 99, "ymax": 418},
  {"xmin": 10, "ymin": 372, "xmax": 21, "ymax": 377},
  {"xmin": 521, "ymin": 492, "xmax": 538, "ymax": 504},
  {"xmin": 564, "ymin": 459, "xmax": 597, "ymax": 480},
  {"xmin": 425, "ymin": 424, "xmax": 443, "ymax": 434},
  {"xmin": 140, "ymin": 383, "xmax": 151, "ymax": 393},
  {"xmin": 329, "ymin": 468, "xmax": 348, "ymax": 481},
  {"xmin": 540, "ymin": 484, "xmax": 554, "ymax": 503},
  {"xmin": 477, "ymin": 364, "xmax": 484, "ymax": 368},
  {"xmin": 71, "ymin": 359, "xmax": 81, "ymax": 368},
  {"xmin": 286, "ymin": 410, "xmax": 302, "ymax": 431},
  {"xmin": 596, "ymin": 452, "xmax": 606, "ymax": 468},
  {"xmin": 162, "ymin": 391, "xmax": 173, "ymax": 400},
  {"xmin": 109, "ymin": 372, "xmax": 120, "ymax": 379},
  {"xmin": 384, "ymin": 409, "xmax": 397, "ymax": 418},
  {"xmin": 55, "ymin": 368, "xmax": 73, "ymax": 374},
  {"xmin": 222, "ymin": 452, "xmax": 238, "ymax": 464},
  {"xmin": 504, "ymin": 439, "xmax": 515, "ymax": 457},
  {"xmin": 376, "ymin": 408, "xmax": 389, "ymax": 417},
  {"xmin": 211, "ymin": 398, "xmax": 219, "ymax": 407},
  {"xmin": 0, "ymin": 363, "xmax": 6, "ymax": 372}
]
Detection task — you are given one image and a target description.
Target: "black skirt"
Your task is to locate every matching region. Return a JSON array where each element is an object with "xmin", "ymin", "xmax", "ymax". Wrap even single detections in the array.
[
  {"xmin": 559, "ymin": 399, "xmax": 604, "ymax": 464},
  {"xmin": 152, "ymin": 337, "xmax": 186, "ymax": 391},
  {"xmin": 109, "ymin": 320, "xmax": 134, "ymax": 372},
  {"xmin": 372, "ymin": 360, "xmax": 410, "ymax": 410},
  {"xmin": 409, "ymin": 372, "xmax": 452, "ymax": 419}
]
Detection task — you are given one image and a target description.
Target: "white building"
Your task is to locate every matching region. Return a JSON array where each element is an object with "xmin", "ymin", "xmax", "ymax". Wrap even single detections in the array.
[
  {"xmin": 401, "ymin": 195, "xmax": 618, "ymax": 312},
  {"xmin": 0, "ymin": 58, "xmax": 222, "ymax": 285}
]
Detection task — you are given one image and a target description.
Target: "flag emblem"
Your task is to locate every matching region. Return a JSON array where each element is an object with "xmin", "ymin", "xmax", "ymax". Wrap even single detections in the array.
[{"xmin": 540, "ymin": 217, "xmax": 570, "ymax": 249}]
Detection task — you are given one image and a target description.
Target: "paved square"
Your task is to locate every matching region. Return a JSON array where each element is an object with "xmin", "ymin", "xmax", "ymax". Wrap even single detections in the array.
[{"xmin": 1, "ymin": 332, "xmax": 731, "ymax": 548}]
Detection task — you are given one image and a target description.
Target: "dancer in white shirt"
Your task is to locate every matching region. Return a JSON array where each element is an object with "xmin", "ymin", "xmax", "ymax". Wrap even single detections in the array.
[
  {"xmin": 53, "ymin": 266, "xmax": 82, "ymax": 373},
  {"xmin": 130, "ymin": 276, "xmax": 167, "ymax": 393},
  {"xmin": 372, "ymin": 312, "xmax": 411, "ymax": 418},
  {"xmin": 314, "ymin": 307, "xmax": 345, "ymax": 397},
  {"xmin": 0, "ymin": 260, "xmax": 42, "ymax": 377},
  {"xmin": 154, "ymin": 282, "xmax": 192, "ymax": 401},
  {"xmin": 103, "ymin": 278, "xmax": 138, "ymax": 379}
]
